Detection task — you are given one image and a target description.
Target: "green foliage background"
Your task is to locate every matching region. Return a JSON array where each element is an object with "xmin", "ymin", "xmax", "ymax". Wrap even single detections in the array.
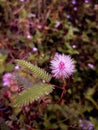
[{"xmin": 0, "ymin": 0, "xmax": 98, "ymax": 129}]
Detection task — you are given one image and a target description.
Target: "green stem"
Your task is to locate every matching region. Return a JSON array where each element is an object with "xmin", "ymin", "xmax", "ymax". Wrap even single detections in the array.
[
  {"xmin": 59, "ymin": 78, "xmax": 67, "ymax": 104},
  {"xmin": 86, "ymin": 96, "xmax": 98, "ymax": 110}
]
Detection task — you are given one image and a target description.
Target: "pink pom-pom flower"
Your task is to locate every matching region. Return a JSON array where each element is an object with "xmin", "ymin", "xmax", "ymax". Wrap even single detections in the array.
[{"xmin": 50, "ymin": 53, "xmax": 75, "ymax": 79}]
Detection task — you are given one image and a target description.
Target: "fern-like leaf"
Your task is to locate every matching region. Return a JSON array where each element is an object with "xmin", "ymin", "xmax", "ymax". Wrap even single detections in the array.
[
  {"xmin": 16, "ymin": 59, "xmax": 51, "ymax": 82},
  {"xmin": 12, "ymin": 83, "xmax": 54, "ymax": 107}
]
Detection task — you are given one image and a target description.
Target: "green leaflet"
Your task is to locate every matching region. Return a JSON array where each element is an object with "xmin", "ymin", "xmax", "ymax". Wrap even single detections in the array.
[
  {"xmin": 16, "ymin": 59, "xmax": 52, "ymax": 82},
  {"xmin": 12, "ymin": 83, "xmax": 54, "ymax": 107},
  {"xmin": 12, "ymin": 60, "xmax": 53, "ymax": 108}
]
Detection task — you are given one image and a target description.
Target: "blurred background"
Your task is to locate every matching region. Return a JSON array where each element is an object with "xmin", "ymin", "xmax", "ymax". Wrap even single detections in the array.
[{"xmin": 0, "ymin": 0, "xmax": 98, "ymax": 129}]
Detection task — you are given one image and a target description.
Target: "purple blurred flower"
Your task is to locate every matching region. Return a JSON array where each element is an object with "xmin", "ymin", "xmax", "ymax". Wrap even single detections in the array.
[
  {"xmin": 72, "ymin": 45, "xmax": 77, "ymax": 49},
  {"xmin": 2, "ymin": 73, "xmax": 13, "ymax": 87},
  {"xmin": 79, "ymin": 119, "xmax": 94, "ymax": 130},
  {"xmin": 55, "ymin": 21, "xmax": 61, "ymax": 28},
  {"xmin": 32, "ymin": 47, "xmax": 38, "ymax": 52},
  {"xmin": 14, "ymin": 65, "xmax": 20, "ymax": 70},
  {"xmin": 88, "ymin": 63, "xmax": 95, "ymax": 69},
  {"xmin": 27, "ymin": 34, "xmax": 32, "ymax": 39},
  {"xmin": 42, "ymin": 80, "xmax": 46, "ymax": 83},
  {"xmin": 66, "ymin": 14, "xmax": 71, "ymax": 19},
  {"xmin": 73, "ymin": 7, "xmax": 78, "ymax": 11},
  {"xmin": 85, "ymin": 0, "xmax": 89, "ymax": 3},
  {"xmin": 50, "ymin": 53, "xmax": 75, "ymax": 79},
  {"xmin": 20, "ymin": 0, "xmax": 25, "ymax": 2},
  {"xmin": 72, "ymin": 0, "xmax": 76, "ymax": 5},
  {"xmin": 2, "ymin": 73, "xmax": 19, "ymax": 92}
]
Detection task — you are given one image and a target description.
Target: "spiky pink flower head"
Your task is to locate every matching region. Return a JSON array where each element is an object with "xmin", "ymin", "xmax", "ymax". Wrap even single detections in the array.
[{"xmin": 50, "ymin": 53, "xmax": 75, "ymax": 79}]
